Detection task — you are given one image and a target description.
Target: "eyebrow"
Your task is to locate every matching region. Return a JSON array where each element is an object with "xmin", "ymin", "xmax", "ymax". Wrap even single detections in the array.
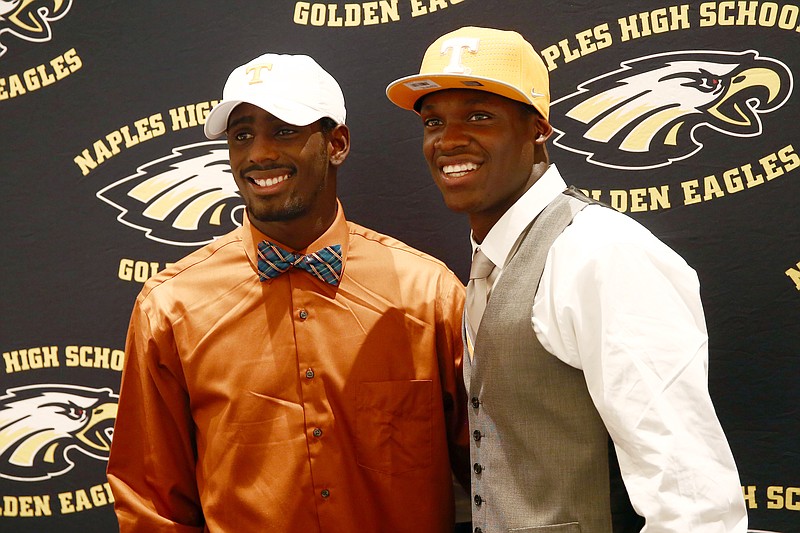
[
  {"xmin": 419, "ymin": 94, "xmax": 495, "ymax": 113},
  {"xmin": 226, "ymin": 114, "xmax": 254, "ymax": 131}
]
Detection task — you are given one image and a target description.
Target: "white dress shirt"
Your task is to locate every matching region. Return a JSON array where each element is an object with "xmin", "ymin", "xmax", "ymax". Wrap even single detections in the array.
[{"xmin": 472, "ymin": 164, "xmax": 747, "ymax": 532}]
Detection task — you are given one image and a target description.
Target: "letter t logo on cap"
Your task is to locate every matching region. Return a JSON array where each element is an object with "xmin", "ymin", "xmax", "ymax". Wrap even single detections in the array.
[
  {"xmin": 441, "ymin": 38, "xmax": 479, "ymax": 75},
  {"xmin": 245, "ymin": 64, "xmax": 273, "ymax": 85}
]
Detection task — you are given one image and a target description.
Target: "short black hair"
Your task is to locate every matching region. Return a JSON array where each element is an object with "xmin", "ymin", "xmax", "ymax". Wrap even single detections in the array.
[{"xmin": 320, "ymin": 117, "xmax": 338, "ymax": 134}]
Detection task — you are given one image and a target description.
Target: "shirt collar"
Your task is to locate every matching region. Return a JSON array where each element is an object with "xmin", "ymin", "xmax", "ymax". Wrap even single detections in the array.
[
  {"xmin": 471, "ymin": 164, "xmax": 567, "ymax": 268},
  {"xmin": 242, "ymin": 199, "xmax": 350, "ymax": 275}
]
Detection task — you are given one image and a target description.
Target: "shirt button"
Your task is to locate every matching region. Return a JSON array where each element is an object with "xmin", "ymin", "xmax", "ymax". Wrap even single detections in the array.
[
  {"xmin": 473, "ymin": 463, "xmax": 483, "ymax": 474},
  {"xmin": 474, "ymin": 494, "xmax": 483, "ymax": 507},
  {"xmin": 298, "ymin": 309, "xmax": 308, "ymax": 320},
  {"xmin": 473, "ymin": 430, "xmax": 483, "ymax": 442},
  {"xmin": 471, "ymin": 397, "xmax": 480, "ymax": 409},
  {"xmin": 312, "ymin": 427, "xmax": 323, "ymax": 437},
  {"xmin": 321, "ymin": 489, "xmax": 330, "ymax": 498},
  {"xmin": 305, "ymin": 368, "xmax": 315, "ymax": 379}
]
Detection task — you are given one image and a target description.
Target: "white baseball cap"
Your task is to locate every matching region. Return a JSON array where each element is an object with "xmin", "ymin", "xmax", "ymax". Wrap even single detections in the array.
[{"xmin": 204, "ymin": 53, "xmax": 346, "ymax": 139}]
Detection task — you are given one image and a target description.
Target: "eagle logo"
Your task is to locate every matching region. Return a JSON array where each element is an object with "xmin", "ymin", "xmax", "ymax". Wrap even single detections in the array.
[
  {"xmin": 0, "ymin": 384, "xmax": 117, "ymax": 481},
  {"xmin": 97, "ymin": 141, "xmax": 244, "ymax": 247},
  {"xmin": 0, "ymin": 0, "xmax": 72, "ymax": 58},
  {"xmin": 551, "ymin": 50, "xmax": 793, "ymax": 170}
]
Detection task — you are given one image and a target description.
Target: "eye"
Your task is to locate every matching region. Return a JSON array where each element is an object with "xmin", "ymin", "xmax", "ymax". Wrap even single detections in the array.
[
  {"xmin": 275, "ymin": 128, "xmax": 297, "ymax": 137},
  {"xmin": 41, "ymin": 401, "xmax": 90, "ymax": 422},
  {"xmin": 698, "ymin": 74, "xmax": 722, "ymax": 91},
  {"xmin": 668, "ymin": 69, "xmax": 725, "ymax": 93},
  {"xmin": 51, "ymin": 402, "xmax": 87, "ymax": 421},
  {"xmin": 66, "ymin": 406, "xmax": 86, "ymax": 420},
  {"xmin": 468, "ymin": 112, "xmax": 491, "ymax": 121},
  {"xmin": 423, "ymin": 117, "xmax": 442, "ymax": 128},
  {"xmin": 228, "ymin": 130, "xmax": 252, "ymax": 142}
]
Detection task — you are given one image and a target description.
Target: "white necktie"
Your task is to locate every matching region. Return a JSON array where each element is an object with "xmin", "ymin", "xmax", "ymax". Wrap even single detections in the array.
[{"xmin": 466, "ymin": 248, "xmax": 495, "ymax": 338}]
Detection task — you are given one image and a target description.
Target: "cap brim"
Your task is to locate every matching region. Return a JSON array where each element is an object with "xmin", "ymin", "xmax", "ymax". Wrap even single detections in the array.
[
  {"xmin": 204, "ymin": 100, "xmax": 242, "ymax": 139},
  {"xmin": 203, "ymin": 98, "xmax": 331, "ymax": 140},
  {"xmin": 386, "ymin": 73, "xmax": 546, "ymax": 117}
]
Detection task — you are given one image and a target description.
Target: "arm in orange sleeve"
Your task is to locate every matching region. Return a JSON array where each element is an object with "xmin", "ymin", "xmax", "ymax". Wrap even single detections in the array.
[
  {"xmin": 107, "ymin": 296, "xmax": 204, "ymax": 532},
  {"xmin": 436, "ymin": 272, "xmax": 471, "ymax": 491}
]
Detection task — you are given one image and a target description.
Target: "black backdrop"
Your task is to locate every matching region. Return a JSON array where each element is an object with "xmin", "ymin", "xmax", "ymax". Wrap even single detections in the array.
[{"xmin": 1, "ymin": 1, "xmax": 798, "ymax": 531}]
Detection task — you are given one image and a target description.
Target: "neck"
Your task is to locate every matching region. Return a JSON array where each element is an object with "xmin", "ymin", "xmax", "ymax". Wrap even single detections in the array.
[{"xmin": 469, "ymin": 160, "xmax": 550, "ymax": 243}]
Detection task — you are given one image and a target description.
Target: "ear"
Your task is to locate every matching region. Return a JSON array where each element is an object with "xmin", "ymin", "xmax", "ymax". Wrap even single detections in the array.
[
  {"xmin": 328, "ymin": 124, "xmax": 350, "ymax": 167},
  {"xmin": 533, "ymin": 114, "xmax": 553, "ymax": 144}
]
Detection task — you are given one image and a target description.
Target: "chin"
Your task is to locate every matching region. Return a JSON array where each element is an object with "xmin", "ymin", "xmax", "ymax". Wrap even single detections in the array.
[
  {"xmin": 250, "ymin": 204, "xmax": 307, "ymax": 223},
  {"xmin": 441, "ymin": 197, "xmax": 475, "ymax": 214}
]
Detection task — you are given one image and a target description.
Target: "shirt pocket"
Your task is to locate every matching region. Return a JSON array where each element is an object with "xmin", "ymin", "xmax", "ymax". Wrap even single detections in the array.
[{"xmin": 356, "ymin": 379, "xmax": 432, "ymax": 475}]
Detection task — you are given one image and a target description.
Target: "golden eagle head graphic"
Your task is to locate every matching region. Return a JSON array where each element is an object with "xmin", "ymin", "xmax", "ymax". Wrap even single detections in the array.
[
  {"xmin": 551, "ymin": 50, "xmax": 793, "ymax": 170},
  {"xmin": 0, "ymin": 0, "xmax": 72, "ymax": 57},
  {"xmin": 97, "ymin": 141, "xmax": 244, "ymax": 247},
  {"xmin": 0, "ymin": 384, "xmax": 117, "ymax": 481}
]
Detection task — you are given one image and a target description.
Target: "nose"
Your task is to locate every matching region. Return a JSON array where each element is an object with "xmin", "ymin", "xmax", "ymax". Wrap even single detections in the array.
[
  {"xmin": 435, "ymin": 122, "xmax": 469, "ymax": 152},
  {"xmin": 248, "ymin": 136, "xmax": 280, "ymax": 164}
]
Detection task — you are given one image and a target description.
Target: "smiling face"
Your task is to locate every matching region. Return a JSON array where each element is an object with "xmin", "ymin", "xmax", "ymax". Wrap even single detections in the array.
[
  {"xmin": 419, "ymin": 89, "xmax": 552, "ymax": 241},
  {"xmin": 226, "ymin": 103, "xmax": 348, "ymax": 249}
]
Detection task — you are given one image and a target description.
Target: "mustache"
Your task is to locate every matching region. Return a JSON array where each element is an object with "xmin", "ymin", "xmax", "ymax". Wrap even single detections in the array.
[{"xmin": 240, "ymin": 163, "xmax": 296, "ymax": 175}]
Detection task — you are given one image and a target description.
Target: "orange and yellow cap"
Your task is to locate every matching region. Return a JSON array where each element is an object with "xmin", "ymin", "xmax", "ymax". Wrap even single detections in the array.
[{"xmin": 386, "ymin": 26, "xmax": 550, "ymax": 120}]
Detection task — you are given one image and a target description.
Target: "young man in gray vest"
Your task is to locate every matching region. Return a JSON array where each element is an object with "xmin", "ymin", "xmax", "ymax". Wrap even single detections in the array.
[{"xmin": 386, "ymin": 26, "xmax": 747, "ymax": 533}]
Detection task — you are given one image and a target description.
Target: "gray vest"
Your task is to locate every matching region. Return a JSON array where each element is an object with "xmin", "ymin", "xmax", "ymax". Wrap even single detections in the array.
[{"xmin": 464, "ymin": 189, "xmax": 643, "ymax": 533}]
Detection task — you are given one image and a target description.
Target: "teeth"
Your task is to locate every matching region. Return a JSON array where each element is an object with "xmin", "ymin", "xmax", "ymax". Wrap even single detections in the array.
[
  {"xmin": 442, "ymin": 163, "xmax": 479, "ymax": 177},
  {"xmin": 253, "ymin": 174, "xmax": 289, "ymax": 187}
]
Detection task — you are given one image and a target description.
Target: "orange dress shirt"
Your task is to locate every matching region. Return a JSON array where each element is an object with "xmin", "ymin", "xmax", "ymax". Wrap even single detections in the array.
[{"xmin": 107, "ymin": 201, "xmax": 469, "ymax": 532}]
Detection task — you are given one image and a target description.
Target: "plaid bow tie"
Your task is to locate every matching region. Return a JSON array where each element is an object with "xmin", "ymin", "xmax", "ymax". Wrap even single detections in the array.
[{"xmin": 257, "ymin": 241, "xmax": 343, "ymax": 286}]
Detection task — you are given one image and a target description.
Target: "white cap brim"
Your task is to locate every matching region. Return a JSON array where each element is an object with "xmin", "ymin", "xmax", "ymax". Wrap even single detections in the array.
[{"xmin": 204, "ymin": 97, "xmax": 332, "ymax": 139}]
